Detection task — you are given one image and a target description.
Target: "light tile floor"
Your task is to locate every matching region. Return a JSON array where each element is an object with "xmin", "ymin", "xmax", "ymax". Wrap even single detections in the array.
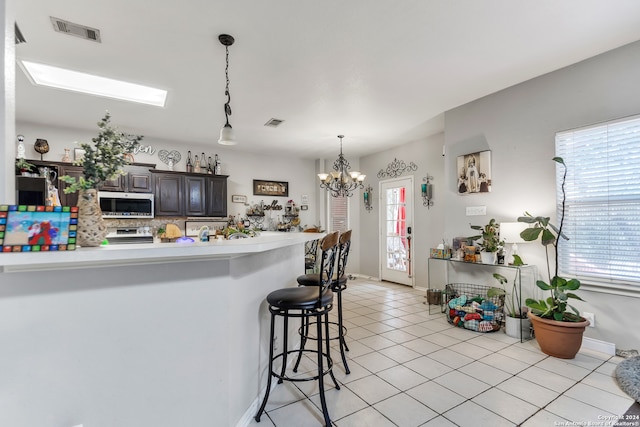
[{"xmin": 249, "ymin": 280, "xmax": 633, "ymax": 427}]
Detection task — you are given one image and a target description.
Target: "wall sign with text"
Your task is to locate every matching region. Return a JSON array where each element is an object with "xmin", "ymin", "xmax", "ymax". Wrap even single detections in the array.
[{"xmin": 253, "ymin": 180, "xmax": 288, "ymax": 197}]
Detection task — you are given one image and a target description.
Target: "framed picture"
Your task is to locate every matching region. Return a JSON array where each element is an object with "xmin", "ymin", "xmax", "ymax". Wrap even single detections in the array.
[
  {"xmin": 0, "ymin": 205, "xmax": 78, "ymax": 252},
  {"xmin": 456, "ymin": 150, "xmax": 492, "ymax": 194},
  {"xmin": 231, "ymin": 195, "xmax": 247, "ymax": 203},
  {"xmin": 74, "ymin": 148, "xmax": 86, "ymax": 161},
  {"xmin": 253, "ymin": 180, "xmax": 288, "ymax": 197}
]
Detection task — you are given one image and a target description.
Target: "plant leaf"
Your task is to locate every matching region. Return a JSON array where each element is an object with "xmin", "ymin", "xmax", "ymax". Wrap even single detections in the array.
[{"xmin": 536, "ymin": 280, "xmax": 552, "ymax": 291}]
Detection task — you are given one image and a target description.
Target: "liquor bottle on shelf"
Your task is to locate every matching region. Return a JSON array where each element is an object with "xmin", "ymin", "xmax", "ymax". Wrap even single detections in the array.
[
  {"xmin": 193, "ymin": 155, "xmax": 201, "ymax": 173},
  {"xmin": 214, "ymin": 154, "xmax": 221, "ymax": 175},
  {"xmin": 200, "ymin": 152, "xmax": 206, "ymax": 173},
  {"xmin": 207, "ymin": 157, "xmax": 213, "ymax": 174},
  {"xmin": 186, "ymin": 151, "xmax": 193, "ymax": 173}
]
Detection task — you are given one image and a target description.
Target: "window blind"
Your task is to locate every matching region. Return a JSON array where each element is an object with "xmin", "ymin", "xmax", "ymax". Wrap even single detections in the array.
[
  {"xmin": 555, "ymin": 114, "xmax": 640, "ymax": 287},
  {"xmin": 329, "ymin": 195, "xmax": 348, "ymax": 233}
]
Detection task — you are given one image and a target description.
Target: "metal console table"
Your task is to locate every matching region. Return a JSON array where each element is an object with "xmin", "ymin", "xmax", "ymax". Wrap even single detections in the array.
[{"xmin": 425, "ymin": 257, "xmax": 537, "ymax": 342}]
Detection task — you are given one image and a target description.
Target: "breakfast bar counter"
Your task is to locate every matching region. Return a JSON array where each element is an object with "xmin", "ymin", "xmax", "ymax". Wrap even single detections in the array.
[{"xmin": 0, "ymin": 232, "xmax": 323, "ymax": 427}]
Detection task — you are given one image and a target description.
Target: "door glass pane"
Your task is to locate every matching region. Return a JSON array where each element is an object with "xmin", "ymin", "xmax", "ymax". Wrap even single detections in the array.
[{"xmin": 385, "ymin": 187, "xmax": 407, "ymax": 272}]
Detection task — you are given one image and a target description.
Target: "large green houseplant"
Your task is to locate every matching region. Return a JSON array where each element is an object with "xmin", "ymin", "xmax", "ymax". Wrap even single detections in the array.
[
  {"xmin": 60, "ymin": 113, "xmax": 142, "ymax": 247},
  {"xmin": 517, "ymin": 157, "xmax": 589, "ymax": 358}
]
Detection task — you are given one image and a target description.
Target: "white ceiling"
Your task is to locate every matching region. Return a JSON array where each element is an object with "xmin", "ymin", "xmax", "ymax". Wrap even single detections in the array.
[{"xmin": 14, "ymin": 0, "xmax": 640, "ymax": 159}]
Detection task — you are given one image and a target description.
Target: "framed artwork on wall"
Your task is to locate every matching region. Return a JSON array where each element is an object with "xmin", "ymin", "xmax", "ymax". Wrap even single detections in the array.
[
  {"xmin": 253, "ymin": 180, "xmax": 288, "ymax": 197},
  {"xmin": 457, "ymin": 150, "xmax": 492, "ymax": 194}
]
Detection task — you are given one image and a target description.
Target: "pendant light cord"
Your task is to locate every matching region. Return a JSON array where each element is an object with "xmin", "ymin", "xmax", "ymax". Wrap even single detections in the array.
[{"xmin": 224, "ymin": 44, "xmax": 232, "ymax": 126}]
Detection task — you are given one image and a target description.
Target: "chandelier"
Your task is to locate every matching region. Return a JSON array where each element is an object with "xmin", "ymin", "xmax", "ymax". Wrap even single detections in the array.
[
  {"xmin": 218, "ymin": 34, "xmax": 237, "ymax": 145},
  {"xmin": 318, "ymin": 135, "xmax": 366, "ymax": 197}
]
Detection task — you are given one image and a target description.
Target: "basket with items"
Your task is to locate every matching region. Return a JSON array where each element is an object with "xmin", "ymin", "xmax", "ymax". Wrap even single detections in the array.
[{"xmin": 445, "ymin": 283, "xmax": 504, "ymax": 333}]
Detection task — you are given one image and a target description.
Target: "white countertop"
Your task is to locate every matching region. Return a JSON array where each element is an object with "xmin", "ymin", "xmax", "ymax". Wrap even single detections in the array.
[{"xmin": 0, "ymin": 231, "xmax": 324, "ymax": 273}]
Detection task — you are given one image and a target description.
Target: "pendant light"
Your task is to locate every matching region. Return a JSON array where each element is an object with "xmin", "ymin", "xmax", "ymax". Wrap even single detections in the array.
[
  {"xmin": 318, "ymin": 135, "xmax": 366, "ymax": 197},
  {"xmin": 218, "ymin": 34, "xmax": 237, "ymax": 145}
]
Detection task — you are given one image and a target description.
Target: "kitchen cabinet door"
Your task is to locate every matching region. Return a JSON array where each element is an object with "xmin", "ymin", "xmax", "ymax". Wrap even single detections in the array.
[
  {"xmin": 184, "ymin": 175, "xmax": 206, "ymax": 216},
  {"xmin": 99, "ymin": 174, "xmax": 126, "ymax": 192},
  {"xmin": 128, "ymin": 167, "xmax": 153, "ymax": 193},
  {"xmin": 206, "ymin": 176, "xmax": 227, "ymax": 217},
  {"xmin": 154, "ymin": 173, "xmax": 184, "ymax": 216}
]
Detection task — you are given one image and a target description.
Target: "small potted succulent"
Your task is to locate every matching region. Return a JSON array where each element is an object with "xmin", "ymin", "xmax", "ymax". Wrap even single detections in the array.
[{"xmin": 15, "ymin": 158, "xmax": 36, "ymax": 176}]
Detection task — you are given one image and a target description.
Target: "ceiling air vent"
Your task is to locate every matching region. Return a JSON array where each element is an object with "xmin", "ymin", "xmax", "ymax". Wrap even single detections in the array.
[
  {"xmin": 50, "ymin": 17, "xmax": 101, "ymax": 43},
  {"xmin": 15, "ymin": 23, "xmax": 26, "ymax": 44},
  {"xmin": 264, "ymin": 118, "xmax": 285, "ymax": 128}
]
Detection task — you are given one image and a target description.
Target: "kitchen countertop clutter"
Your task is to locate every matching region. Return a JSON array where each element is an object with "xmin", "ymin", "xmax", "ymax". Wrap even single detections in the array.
[{"xmin": 0, "ymin": 231, "xmax": 324, "ymax": 273}]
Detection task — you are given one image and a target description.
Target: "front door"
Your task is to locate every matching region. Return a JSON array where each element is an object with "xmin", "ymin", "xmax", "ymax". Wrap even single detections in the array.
[{"xmin": 380, "ymin": 177, "xmax": 413, "ymax": 286}]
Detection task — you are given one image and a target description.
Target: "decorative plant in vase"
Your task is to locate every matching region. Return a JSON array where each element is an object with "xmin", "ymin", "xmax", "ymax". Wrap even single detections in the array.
[
  {"xmin": 60, "ymin": 112, "xmax": 142, "ymax": 247},
  {"xmin": 517, "ymin": 157, "xmax": 589, "ymax": 358},
  {"xmin": 487, "ymin": 255, "xmax": 532, "ymax": 338},
  {"xmin": 469, "ymin": 218, "xmax": 505, "ymax": 264},
  {"xmin": 15, "ymin": 158, "xmax": 36, "ymax": 175}
]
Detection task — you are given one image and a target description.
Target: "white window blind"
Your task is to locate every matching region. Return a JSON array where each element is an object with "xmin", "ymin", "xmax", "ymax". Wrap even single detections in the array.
[
  {"xmin": 329, "ymin": 195, "xmax": 348, "ymax": 233},
  {"xmin": 555, "ymin": 114, "xmax": 640, "ymax": 288}
]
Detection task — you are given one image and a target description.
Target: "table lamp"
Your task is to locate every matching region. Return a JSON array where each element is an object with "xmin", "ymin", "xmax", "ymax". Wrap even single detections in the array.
[{"xmin": 500, "ymin": 222, "xmax": 527, "ymax": 264}]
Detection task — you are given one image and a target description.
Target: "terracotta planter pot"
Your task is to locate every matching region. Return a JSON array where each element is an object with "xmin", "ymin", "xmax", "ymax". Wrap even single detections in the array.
[{"xmin": 528, "ymin": 312, "xmax": 590, "ymax": 359}]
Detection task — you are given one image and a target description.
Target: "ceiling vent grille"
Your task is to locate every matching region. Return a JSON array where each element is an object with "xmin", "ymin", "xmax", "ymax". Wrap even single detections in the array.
[
  {"xmin": 264, "ymin": 118, "xmax": 285, "ymax": 127},
  {"xmin": 15, "ymin": 23, "xmax": 26, "ymax": 44},
  {"xmin": 50, "ymin": 17, "xmax": 101, "ymax": 43}
]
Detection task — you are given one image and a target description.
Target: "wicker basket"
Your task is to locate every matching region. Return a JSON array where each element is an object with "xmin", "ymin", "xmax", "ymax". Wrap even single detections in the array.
[{"xmin": 444, "ymin": 283, "xmax": 503, "ymax": 333}]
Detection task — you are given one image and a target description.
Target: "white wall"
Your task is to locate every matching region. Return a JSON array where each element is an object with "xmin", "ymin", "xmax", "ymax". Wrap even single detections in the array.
[
  {"xmin": 0, "ymin": 0, "xmax": 16, "ymax": 204},
  {"xmin": 16, "ymin": 121, "xmax": 320, "ymax": 229},
  {"xmin": 358, "ymin": 133, "xmax": 446, "ymax": 288},
  {"xmin": 442, "ymin": 40, "xmax": 640, "ymax": 350}
]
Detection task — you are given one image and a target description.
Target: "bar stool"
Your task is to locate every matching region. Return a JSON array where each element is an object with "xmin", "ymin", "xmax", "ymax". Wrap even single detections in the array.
[
  {"xmin": 295, "ymin": 230, "xmax": 352, "ymax": 374},
  {"xmin": 255, "ymin": 231, "xmax": 340, "ymax": 427},
  {"xmin": 304, "ymin": 238, "xmax": 320, "ymax": 273}
]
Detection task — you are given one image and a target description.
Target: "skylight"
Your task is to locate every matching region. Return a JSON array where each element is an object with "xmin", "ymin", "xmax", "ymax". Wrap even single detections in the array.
[{"xmin": 19, "ymin": 60, "xmax": 167, "ymax": 107}]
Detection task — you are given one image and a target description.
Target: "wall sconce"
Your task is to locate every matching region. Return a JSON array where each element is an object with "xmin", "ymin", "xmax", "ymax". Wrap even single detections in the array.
[
  {"xmin": 422, "ymin": 175, "xmax": 433, "ymax": 209},
  {"xmin": 363, "ymin": 185, "xmax": 373, "ymax": 212}
]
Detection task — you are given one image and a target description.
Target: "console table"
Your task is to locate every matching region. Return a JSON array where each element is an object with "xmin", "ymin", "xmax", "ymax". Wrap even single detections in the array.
[{"xmin": 425, "ymin": 257, "xmax": 537, "ymax": 342}]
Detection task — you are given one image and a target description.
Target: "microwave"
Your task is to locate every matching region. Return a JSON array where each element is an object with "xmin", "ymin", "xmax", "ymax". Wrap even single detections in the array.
[{"xmin": 98, "ymin": 191, "xmax": 154, "ymax": 219}]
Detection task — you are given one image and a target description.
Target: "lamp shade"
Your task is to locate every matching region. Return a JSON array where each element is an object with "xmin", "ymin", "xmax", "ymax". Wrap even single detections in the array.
[
  {"xmin": 500, "ymin": 222, "xmax": 527, "ymax": 243},
  {"xmin": 218, "ymin": 124, "xmax": 237, "ymax": 145}
]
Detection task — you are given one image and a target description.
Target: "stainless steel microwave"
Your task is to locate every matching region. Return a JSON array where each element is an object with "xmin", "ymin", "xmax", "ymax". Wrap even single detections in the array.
[{"xmin": 98, "ymin": 191, "xmax": 154, "ymax": 218}]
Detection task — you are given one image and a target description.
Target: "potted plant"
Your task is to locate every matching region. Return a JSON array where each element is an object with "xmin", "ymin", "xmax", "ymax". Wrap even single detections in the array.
[
  {"xmin": 15, "ymin": 158, "xmax": 36, "ymax": 176},
  {"xmin": 517, "ymin": 157, "xmax": 590, "ymax": 359},
  {"xmin": 488, "ymin": 256, "xmax": 532, "ymax": 339},
  {"xmin": 60, "ymin": 112, "xmax": 142, "ymax": 247},
  {"xmin": 469, "ymin": 218, "xmax": 505, "ymax": 264}
]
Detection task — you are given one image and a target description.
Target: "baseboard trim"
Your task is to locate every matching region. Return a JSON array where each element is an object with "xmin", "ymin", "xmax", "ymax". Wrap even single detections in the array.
[
  {"xmin": 581, "ymin": 336, "xmax": 616, "ymax": 356},
  {"xmin": 350, "ymin": 273, "xmax": 380, "ymax": 281}
]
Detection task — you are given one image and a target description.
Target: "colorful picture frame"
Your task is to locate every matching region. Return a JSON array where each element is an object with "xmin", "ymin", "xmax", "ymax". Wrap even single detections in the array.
[
  {"xmin": 0, "ymin": 205, "xmax": 78, "ymax": 252},
  {"xmin": 456, "ymin": 150, "xmax": 492, "ymax": 194}
]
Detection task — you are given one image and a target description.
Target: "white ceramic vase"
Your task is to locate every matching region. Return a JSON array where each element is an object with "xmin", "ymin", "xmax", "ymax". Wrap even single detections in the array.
[{"xmin": 480, "ymin": 251, "xmax": 497, "ymax": 264}]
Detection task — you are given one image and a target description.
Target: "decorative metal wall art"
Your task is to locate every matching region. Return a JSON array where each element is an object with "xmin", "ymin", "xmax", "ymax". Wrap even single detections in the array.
[
  {"xmin": 158, "ymin": 149, "xmax": 181, "ymax": 171},
  {"xmin": 422, "ymin": 175, "xmax": 434, "ymax": 209},
  {"xmin": 377, "ymin": 158, "xmax": 418, "ymax": 178}
]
